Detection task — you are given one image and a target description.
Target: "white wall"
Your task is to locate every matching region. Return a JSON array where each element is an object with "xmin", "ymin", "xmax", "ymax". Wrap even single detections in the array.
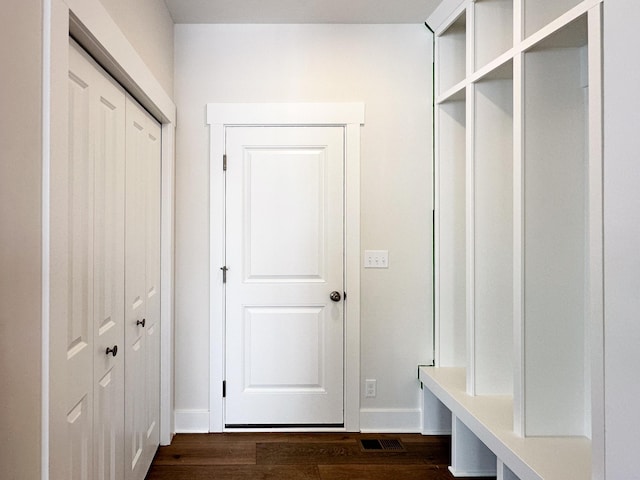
[
  {"xmin": 0, "ymin": 1, "xmax": 43, "ymax": 477},
  {"xmin": 174, "ymin": 24, "xmax": 434, "ymax": 431},
  {"xmin": 99, "ymin": 0, "xmax": 175, "ymax": 96},
  {"xmin": 603, "ymin": 0, "xmax": 640, "ymax": 477}
]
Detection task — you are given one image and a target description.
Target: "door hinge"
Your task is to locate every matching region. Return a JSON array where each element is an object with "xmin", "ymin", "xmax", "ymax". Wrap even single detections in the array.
[
  {"xmin": 222, "ymin": 380, "xmax": 226, "ymax": 398},
  {"xmin": 223, "ymin": 154, "xmax": 227, "ymax": 171},
  {"xmin": 220, "ymin": 266, "xmax": 229, "ymax": 283}
]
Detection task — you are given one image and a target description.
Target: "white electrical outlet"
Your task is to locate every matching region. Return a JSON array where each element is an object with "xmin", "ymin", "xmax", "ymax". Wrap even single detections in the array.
[
  {"xmin": 365, "ymin": 379, "xmax": 377, "ymax": 398},
  {"xmin": 364, "ymin": 250, "xmax": 389, "ymax": 269}
]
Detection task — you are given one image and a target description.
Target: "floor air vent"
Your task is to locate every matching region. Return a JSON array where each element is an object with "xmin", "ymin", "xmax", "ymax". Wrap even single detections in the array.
[{"xmin": 360, "ymin": 438, "xmax": 405, "ymax": 451}]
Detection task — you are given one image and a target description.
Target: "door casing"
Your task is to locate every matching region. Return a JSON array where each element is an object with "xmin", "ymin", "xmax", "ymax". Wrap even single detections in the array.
[{"xmin": 207, "ymin": 103, "xmax": 365, "ymax": 432}]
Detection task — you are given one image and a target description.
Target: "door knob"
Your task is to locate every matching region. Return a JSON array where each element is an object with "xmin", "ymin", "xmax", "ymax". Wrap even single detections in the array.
[
  {"xmin": 330, "ymin": 291, "xmax": 342, "ymax": 302},
  {"xmin": 106, "ymin": 345, "xmax": 118, "ymax": 357},
  {"xmin": 137, "ymin": 318, "xmax": 146, "ymax": 327}
]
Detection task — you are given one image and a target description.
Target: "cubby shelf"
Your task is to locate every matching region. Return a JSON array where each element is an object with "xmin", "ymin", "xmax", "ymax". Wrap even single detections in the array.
[
  {"xmin": 437, "ymin": 10, "xmax": 467, "ymax": 95},
  {"xmin": 474, "ymin": 0, "xmax": 513, "ymax": 71},
  {"xmin": 426, "ymin": 0, "xmax": 604, "ymax": 478},
  {"xmin": 523, "ymin": 0, "xmax": 583, "ymax": 40},
  {"xmin": 437, "ymin": 81, "xmax": 467, "ymax": 104}
]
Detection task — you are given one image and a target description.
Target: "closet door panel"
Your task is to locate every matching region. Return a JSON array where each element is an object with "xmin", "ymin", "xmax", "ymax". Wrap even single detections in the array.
[
  {"xmin": 125, "ymin": 102, "xmax": 148, "ymax": 480},
  {"xmin": 67, "ymin": 42, "xmax": 95, "ymax": 480},
  {"xmin": 125, "ymin": 97, "xmax": 161, "ymax": 480},
  {"xmin": 95, "ymin": 367, "xmax": 124, "ymax": 480},
  {"xmin": 143, "ymin": 119, "xmax": 162, "ymax": 464},
  {"xmin": 92, "ymin": 63, "xmax": 126, "ymax": 480}
]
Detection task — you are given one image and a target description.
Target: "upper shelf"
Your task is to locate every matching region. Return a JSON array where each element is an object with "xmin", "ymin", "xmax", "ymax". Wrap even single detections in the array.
[
  {"xmin": 474, "ymin": 0, "xmax": 513, "ymax": 71},
  {"xmin": 525, "ymin": 13, "xmax": 588, "ymax": 52},
  {"xmin": 523, "ymin": 0, "xmax": 582, "ymax": 39},
  {"xmin": 437, "ymin": 10, "xmax": 467, "ymax": 95}
]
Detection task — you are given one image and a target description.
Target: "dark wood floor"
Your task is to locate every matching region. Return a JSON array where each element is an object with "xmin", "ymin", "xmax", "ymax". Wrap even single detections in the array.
[{"xmin": 145, "ymin": 433, "xmax": 496, "ymax": 480}]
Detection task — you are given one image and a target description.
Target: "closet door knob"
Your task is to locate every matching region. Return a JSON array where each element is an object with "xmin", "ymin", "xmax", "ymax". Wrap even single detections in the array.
[
  {"xmin": 106, "ymin": 345, "xmax": 118, "ymax": 357},
  {"xmin": 137, "ymin": 318, "xmax": 146, "ymax": 327},
  {"xmin": 330, "ymin": 291, "xmax": 342, "ymax": 302}
]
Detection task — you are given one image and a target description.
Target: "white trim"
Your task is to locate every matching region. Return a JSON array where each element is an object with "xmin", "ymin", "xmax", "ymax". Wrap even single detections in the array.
[
  {"xmin": 587, "ymin": 3, "xmax": 604, "ymax": 476},
  {"xmin": 66, "ymin": 0, "xmax": 175, "ymax": 124},
  {"xmin": 49, "ymin": 0, "xmax": 177, "ymax": 454},
  {"xmin": 160, "ymin": 123, "xmax": 176, "ymax": 444},
  {"xmin": 207, "ymin": 102, "xmax": 364, "ymax": 433},
  {"xmin": 359, "ymin": 409, "xmax": 423, "ymax": 433},
  {"xmin": 209, "ymin": 121, "xmax": 226, "ymax": 433},
  {"xmin": 344, "ymin": 122, "xmax": 362, "ymax": 432},
  {"xmin": 428, "ymin": 0, "xmax": 468, "ymax": 36},
  {"xmin": 174, "ymin": 410, "xmax": 211, "ymax": 433},
  {"xmin": 42, "ymin": 1, "xmax": 52, "ymax": 478},
  {"xmin": 206, "ymin": 103, "xmax": 365, "ymax": 126}
]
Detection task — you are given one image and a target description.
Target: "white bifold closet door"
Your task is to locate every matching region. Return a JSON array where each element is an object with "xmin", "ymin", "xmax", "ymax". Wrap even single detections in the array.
[
  {"xmin": 124, "ymin": 95, "xmax": 162, "ymax": 480},
  {"xmin": 65, "ymin": 40, "xmax": 126, "ymax": 480},
  {"xmin": 61, "ymin": 39, "xmax": 161, "ymax": 480}
]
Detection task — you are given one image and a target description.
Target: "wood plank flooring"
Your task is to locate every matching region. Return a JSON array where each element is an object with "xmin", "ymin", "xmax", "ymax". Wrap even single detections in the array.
[{"xmin": 145, "ymin": 433, "xmax": 496, "ymax": 480}]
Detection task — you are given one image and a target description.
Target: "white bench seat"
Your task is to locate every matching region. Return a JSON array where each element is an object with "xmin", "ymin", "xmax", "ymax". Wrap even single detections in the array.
[{"xmin": 418, "ymin": 366, "xmax": 591, "ymax": 480}]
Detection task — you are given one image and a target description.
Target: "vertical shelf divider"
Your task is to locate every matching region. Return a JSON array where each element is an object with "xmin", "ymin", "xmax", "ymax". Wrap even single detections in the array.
[
  {"xmin": 465, "ymin": 80, "xmax": 476, "ymax": 396},
  {"xmin": 587, "ymin": 3, "xmax": 604, "ymax": 476},
  {"xmin": 512, "ymin": 50, "xmax": 525, "ymax": 438},
  {"xmin": 465, "ymin": 2, "xmax": 476, "ymax": 398}
]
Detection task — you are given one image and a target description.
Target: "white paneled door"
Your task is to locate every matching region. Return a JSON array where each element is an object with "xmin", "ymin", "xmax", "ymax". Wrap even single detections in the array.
[
  {"xmin": 66, "ymin": 41, "xmax": 126, "ymax": 480},
  {"xmin": 124, "ymin": 97, "xmax": 161, "ymax": 480},
  {"xmin": 224, "ymin": 126, "xmax": 345, "ymax": 426}
]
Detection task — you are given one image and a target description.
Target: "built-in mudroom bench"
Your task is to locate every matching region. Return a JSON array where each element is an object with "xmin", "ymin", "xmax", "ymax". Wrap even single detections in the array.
[
  {"xmin": 425, "ymin": 0, "xmax": 604, "ymax": 478},
  {"xmin": 418, "ymin": 367, "xmax": 591, "ymax": 479}
]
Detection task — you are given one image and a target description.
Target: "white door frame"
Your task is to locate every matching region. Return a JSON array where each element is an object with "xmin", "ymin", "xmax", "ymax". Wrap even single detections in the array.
[{"xmin": 207, "ymin": 103, "xmax": 364, "ymax": 432}]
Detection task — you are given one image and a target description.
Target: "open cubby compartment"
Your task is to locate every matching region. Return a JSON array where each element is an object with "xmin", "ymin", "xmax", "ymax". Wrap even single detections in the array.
[
  {"xmin": 436, "ymin": 97, "xmax": 467, "ymax": 368},
  {"xmin": 471, "ymin": 62, "xmax": 514, "ymax": 396},
  {"xmin": 522, "ymin": 13, "xmax": 590, "ymax": 437},
  {"xmin": 474, "ymin": 0, "xmax": 514, "ymax": 71},
  {"xmin": 523, "ymin": 0, "xmax": 583, "ymax": 39},
  {"xmin": 450, "ymin": 416, "xmax": 497, "ymax": 477},
  {"xmin": 437, "ymin": 9, "xmax": 467, "ymax": 95}
]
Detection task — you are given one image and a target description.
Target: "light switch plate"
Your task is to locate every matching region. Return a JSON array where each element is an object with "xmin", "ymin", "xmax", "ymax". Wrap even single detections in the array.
[{"xmin": 364, "ymin": 250, "xmax": 389, "ymax": 269}]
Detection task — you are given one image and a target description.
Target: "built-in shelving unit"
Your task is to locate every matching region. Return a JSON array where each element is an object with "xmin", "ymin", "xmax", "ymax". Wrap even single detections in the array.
[
  {"xmin": 438, "ymin": 9, "xmax": 467, "ymax": 95},
  {"xmin": 424, "ymin": 0, "xmax": 604, "ymax": 478}
]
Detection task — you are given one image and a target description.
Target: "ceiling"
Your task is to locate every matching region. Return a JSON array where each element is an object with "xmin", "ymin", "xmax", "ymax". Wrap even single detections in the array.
[{"xmin": 163, "ymin": 0, "xmax": 442, "ymax": 24}]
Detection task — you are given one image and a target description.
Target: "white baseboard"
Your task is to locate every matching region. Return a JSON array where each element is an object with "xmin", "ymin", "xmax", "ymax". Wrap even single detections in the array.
[
  {"xmin": 174, "ymin": 409, "xmax": 210, "ymax": 433},
  {"xmin": 175, "ymin": 408, "xmax": 423, "ymax": 434},
  {"xmin": 359, "ymin": 408, "xmax": 422, "ymax": 433}
]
